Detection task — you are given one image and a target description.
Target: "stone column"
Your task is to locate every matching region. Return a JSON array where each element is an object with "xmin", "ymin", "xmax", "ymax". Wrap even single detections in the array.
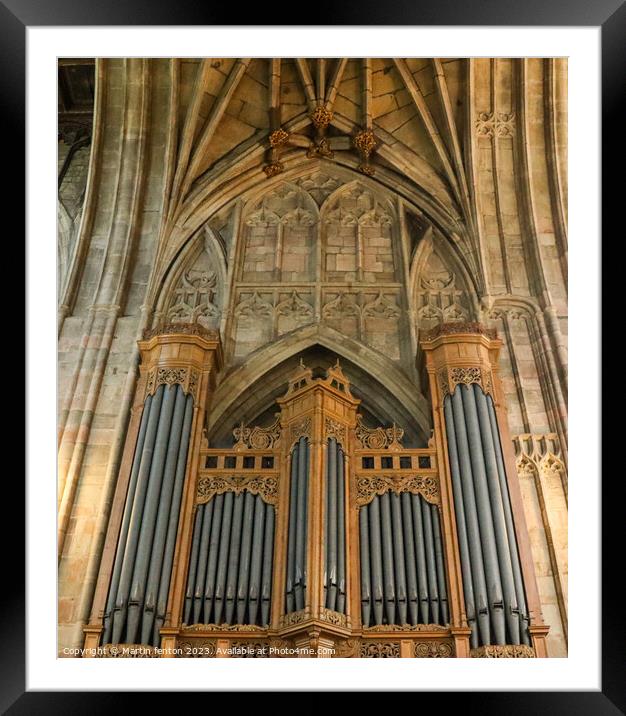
[
  {"xmin": 83, "ymin": 325, "xmax": 222, "ymax": 656},
  {"xmin": 420, "ymin": 322, "xmax": 548, "ymax": 658}
]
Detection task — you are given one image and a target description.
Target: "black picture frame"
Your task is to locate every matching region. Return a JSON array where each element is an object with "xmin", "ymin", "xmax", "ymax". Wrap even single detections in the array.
[{"xmin": 11, "ymin": 0, "xmax": 617, "ymax": 710}]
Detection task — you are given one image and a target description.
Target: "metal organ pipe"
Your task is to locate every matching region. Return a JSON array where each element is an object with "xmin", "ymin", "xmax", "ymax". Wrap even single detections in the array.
[
  {"xmin": 285, "ymin": 446, "xmax": 299, "ymax": 613},
  {"xmin": 421, "ymin": 498, "xmax": 440, "ymax": 625},
  {"xmin": 473, "ymin": 384, "xmax": 520, "ymax": 644},
  {"xmin": 380, "ymin": 492, "xmax": 397, "ymax": 624},
  {"xmin": 260, "ymin": 504, "xmax": 275, "ymax": 626},
  {"xmin": 104, "ymin": 383, "xmax": 194, "ymax": 647},
  {"xmin": 390, "ymin": 493, "xmax": 408, "ymax": 624},
  {"xmin": 236, "ymin": 492, "xmax": 256, "ymax": 624},
  {"xmin": 183, "ymin": 492, "xmax": 275, "ymax": 627},
  {"xmin": 486, "ymin": 395, "xmax": 531, "ymax": 645},
  {"xmin": 368, "ymin": 496, "xmax": 384, "ymax": 625},
  {"xmin": 102, "ymin": 392, "xmax": 154, "ymax": 645},
  {"xmin": 153, "ymin": 393, "xmax": 194, "ymax": 643},
  {"xmin": 326, "ymin": 438, "xmax": 338, "ymax": 611},
  {"xmin": 225, "ymin": 493, "xmax": 245, "ymax": 623},
  {"xmin": 400, "ymin": 492, "xmax": 419, "ymax": 625},
  {"xmin": 125, "ymin": 384, "xmax": 178, "ymax": 643},
  {"xmin": 213, "ymin": 491, "xmax": 234, "ymax": 624},
  {"xmin": 450, "ymin": 387, "xmax": 492, "ymax": 646},
  {"xmin": 410, "ymin": 493, "xmax": 431, "ymax": 624},
  {"xmin": 461, "ymin": 384, "xmax": 506, "ymax": 644},
  {"xmin": 285, "ymin": 437, "xmax": 309, "ymax": 614},
  {"xmin": 359, "ymin": 506, "xmax": 372, "ymax": 627},
  {"xmin": 141, "ymin": 386, "xmax": 186, "ymax": 644},
  {"xmin": 324, "ymin": 438, "xmax": 347, "ymax": 614},
  {"xmin": 203, "ymin": 493, "xmax": 224, "ymax": 622},
  {"xmin": 443, "ymin": 397, "xmax": 479, "ymax": 647},
  {"xmin": 359, "ymin": 488, "xmax": 449, "ymax": 628},
  {"xmin": 336, "ymin": 446, "xmax": 347, "ymax": 614},
  {"xmin": 294, "ymin": 437, "xmax": 309, "ymax": 611},
  {"xmin": 192, "ymin": 499, "xmax": 214, "ymax": 624},
  {"xmin": 431, "ymin": 508, "xmax": 450, "ymax": 625},
  {"xmin": 443, "ymin": 384, "xmax": 533, "ymax": 647},
  {"xmin": 247, "ymin": 496, "xmax": 266, "ymax": 625}
]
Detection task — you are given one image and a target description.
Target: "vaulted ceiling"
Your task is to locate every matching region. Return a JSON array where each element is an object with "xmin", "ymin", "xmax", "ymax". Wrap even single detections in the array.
[{"xmin": 167, "ymin": 58, "xmax": 471, "ymax": 226}]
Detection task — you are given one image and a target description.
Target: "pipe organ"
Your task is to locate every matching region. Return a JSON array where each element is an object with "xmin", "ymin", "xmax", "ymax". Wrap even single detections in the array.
[{"xmin": 84, "ymin": 323, "xmax": 549, "ymax": 658}]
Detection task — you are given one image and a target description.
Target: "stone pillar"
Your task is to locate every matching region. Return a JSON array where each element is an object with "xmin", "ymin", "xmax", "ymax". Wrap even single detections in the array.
[
  {"xmin": 420, "ymin": 322, "xmax": 548, "ymax": 658},
  {"xmin": 83, "ymin": 325, "xmax": 222, "ymax": 655}
]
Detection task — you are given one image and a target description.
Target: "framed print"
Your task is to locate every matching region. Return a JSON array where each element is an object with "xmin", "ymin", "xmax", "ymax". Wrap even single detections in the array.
[{"xmin": 13, "ymin": 0, "xmax": 618, "ymax": 710}]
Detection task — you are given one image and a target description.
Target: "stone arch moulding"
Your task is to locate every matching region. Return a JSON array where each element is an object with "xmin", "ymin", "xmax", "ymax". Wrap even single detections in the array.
[
  {"xmin": 207, "ymin": 322, "xmax": 432, "ymax": 445},
  {"xmin": 162, "ymin": 153, "xmax": 464, "ymax": 278}
]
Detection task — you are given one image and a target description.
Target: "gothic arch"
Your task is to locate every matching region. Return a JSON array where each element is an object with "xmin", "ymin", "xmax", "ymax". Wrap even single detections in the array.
[
  {"xmin": 411, "ymin": 228, "xmax": 479, "ymax": 336},
  {"xmin": 207, "ymin": 322, "xmax": 432, "ymax": 447},
  {"xmin": 158, "ymin": 153, "xmax": 466, "ymax": 283},
  {"xmin": 153, "ymin": 223, "xmax": 228, "ymax": 331}
]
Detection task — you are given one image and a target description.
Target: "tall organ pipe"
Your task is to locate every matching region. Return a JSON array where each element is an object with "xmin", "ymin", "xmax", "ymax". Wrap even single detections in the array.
[
  {"xmin": 111, "ymin": 386, "xmax": 165, "ymax": 645},
  {"xmin": 442, "ymin": 397, "xmax": 478, "ymax": 646},
  {"xmin": 182, "ymin": 493, "xmax": 275, "ymax": 627},
  {"xmin": 213, "ymin": 491, "xmax": 234, "ymax": 624},
  {"xmin": 486, "ymin": 396, "xmax": 531, "ymax": 645},
  {"xmin": 461, "ymin": 385, "xmax": 506, "ymax": 645},
  {"xmin": 379, "ymin": 492, "xmax": 397, "ymax": 624},
  {"xmin": 183, "ymin": 503, "xmax": 204, "ymax": 626},
  {"xmin": 248, "ymin": 496, "xmax": 266, "ymax": 625},
  {"xmin": 192, "ymin": 500, "xmax": 214, "ymax": 624},
  {"xmin": 125, "ymin": 385, "xmax": 178, "ymax": 643},
  {"xmin": 324, "ymin": 439, "xmax": 347, "ymax": 614},
  {"xmin": 102, "ymin": 392, "xmax": 154, "ymax": 644},
  {"xmin": 473, "ymin": 384, "xmax": 520, "ymax": 644},
  {"xmin": 336, "ymin": 445, "xmax": 347, "ymax": 614},
  {"xmin": 400, "ymin": 493, "xmax": 419, "ymax": 625},
  {"xmin": 326, "ymin": 438, "xmax": 338, "ymax": 610},
  {"xmin": 261, "ymin": 505, "xmax": 275, "ymax": 626},
  {"xmin": 368, "ymin": 497, "xmax": 384, "ymax": 625},
  {"xmin": 451, "ymin": 388, "xmax": 492, "ymax": 646},
  {"xmin": 360, "ymin": 491, "xmax": 448, "ymax": 628},
  {"xmin": 359, "ymin": 506, "xmax": 372, "ymax": 627},
  {"xmin": 236, "ymin": 492, "xmax": 256, "ymax": 624},
  {"xmin": 410, "ymin": 493, "xmax": 430, "ymax": 624},
  {"xmin": 390, "ymin": 493, "xmax": 408, "ymax": 624},
  {"xmin": 431, "ymin": 508, "xmax": 450, "ymax": 625},
  {"xmin": 141, "ymin": 386, "xmax": 187, "ymax": 643},
  {"xmin": 105, "ymin": 384, "xmax": 195, "ymax": 647},
  {"xmin": 153, "ymin": 393, "xmax": 194, "ymax": 641},
  {"xmin": 444, "ymin": 384, "xmax": 532, "ymax": 647},
  {"xmin": 225, "ymin": 494, "xmax": 245, "ymax": 623},
  {"xmin": 421, "ymin": 498, "xmax": 440, "ymax": 624},
  {"xmin": 285, "ymin": 446, "xmax": 299, "ymax": 613},
  {"xmin": 285, "ymin": 438, "xmax": 309, "ymax": 614},
  {"xmin": 294, "ymin": 437, "xmax": 309, "ymax": 611},
  {"xmin": 203, "ymin": 493, "xmax": 224, "ymax": 623}
]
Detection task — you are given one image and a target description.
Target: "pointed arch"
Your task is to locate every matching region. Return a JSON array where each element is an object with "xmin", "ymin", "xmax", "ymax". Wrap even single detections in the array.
[
  {"xmin": 411, "ymin": 226, "xmax": 480, "ymax": 335},
  {"xmin": 152, "ymin": 222, "xmax": 228, "ymax": 330},
  {"xmin": 208, "ymin": 323, "xmax": 431, "ymax": 447}
]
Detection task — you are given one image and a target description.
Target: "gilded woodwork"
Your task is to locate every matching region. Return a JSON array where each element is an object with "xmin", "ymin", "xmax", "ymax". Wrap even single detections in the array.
[
  {"xmin": 195, "ymin": 473, "xmax": 280, "ymax": 506},
  {"xmin": 470, "ymin": 645, "xmax": 535, "ymax": 658},
  {"xmin": 414, "ymin": 641, "xmax": 454, "ymax": 657},
  {"xmin": 354, "ymin": 473, "xmax": 440, "ymax": 507}
]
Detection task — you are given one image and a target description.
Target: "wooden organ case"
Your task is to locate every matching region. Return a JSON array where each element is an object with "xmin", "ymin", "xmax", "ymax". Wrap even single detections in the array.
[{"xmin": 85, "ymin": 324, "xmax": 548, "ymax": 658}]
